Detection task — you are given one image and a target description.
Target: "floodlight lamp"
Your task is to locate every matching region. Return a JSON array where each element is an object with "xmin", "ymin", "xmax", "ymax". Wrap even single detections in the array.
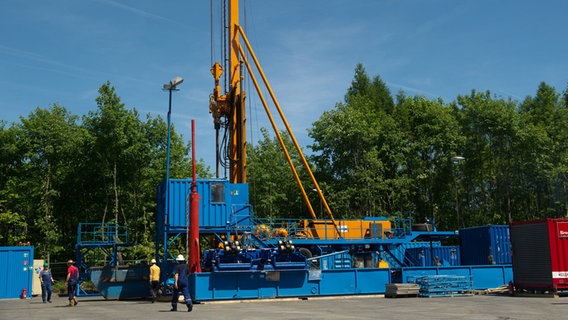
[{"xmin": 170, "ymin": 76, "xmax": 184, "ymax": 88}]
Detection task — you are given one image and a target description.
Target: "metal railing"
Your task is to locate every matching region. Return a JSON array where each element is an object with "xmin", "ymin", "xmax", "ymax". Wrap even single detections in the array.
[{"xmin": 77, "ymin": 223, "xmax": 129, "ymax": 245}]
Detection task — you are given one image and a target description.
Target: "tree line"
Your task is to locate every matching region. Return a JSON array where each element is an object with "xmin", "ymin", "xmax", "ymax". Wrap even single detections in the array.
[
  {"xmin": 2, "ymin": 66, "xmax": 567, "ymax": 261},
  {"xmin": 248, "ymin": 64, "xmax": 568, "ymax": 232},
  {"xmin": 0, "ymin": 81, "xmax": 209, "ymax": 261}
]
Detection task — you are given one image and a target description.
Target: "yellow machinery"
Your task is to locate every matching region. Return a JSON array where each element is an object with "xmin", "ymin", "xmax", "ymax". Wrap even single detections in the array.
[{"xmin": 298, "ymin": 219, "xmax": 392, "ymax": 240}]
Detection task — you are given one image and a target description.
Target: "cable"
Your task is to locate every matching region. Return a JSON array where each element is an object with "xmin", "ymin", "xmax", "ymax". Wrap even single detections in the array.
[
  {"xmin": 210, "ymin": 0, "xmax": 213, "ymax": 66},
  {"xmin": 222, "ymin": 0, "xmax": 228, "ymax": 93}
]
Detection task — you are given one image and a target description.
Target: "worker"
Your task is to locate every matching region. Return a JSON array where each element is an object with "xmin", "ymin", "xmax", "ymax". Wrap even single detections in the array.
[
  {"xmin": 149, "ymin": 258, "xmax": 160, "ymax": 303},
  {"xmin": 65, "ymin": 260, "xmax": 79, "ymax": 307},
  {"xmin": 170, "ymin": 255, "xmax": 193, "ymax": 312},
  {"xmin": 39, "ymin": 262, "xmax": 54, "ymax": 303}
]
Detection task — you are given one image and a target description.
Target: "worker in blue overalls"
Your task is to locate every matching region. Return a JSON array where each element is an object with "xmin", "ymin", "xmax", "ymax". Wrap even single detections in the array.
[
  {"xmin": 170, "ymin": 255, "xmax": 193, "ymax": 312},
  {"xmin": 39, "ymin": 262, "xmax": 54, "ymax": 303}
]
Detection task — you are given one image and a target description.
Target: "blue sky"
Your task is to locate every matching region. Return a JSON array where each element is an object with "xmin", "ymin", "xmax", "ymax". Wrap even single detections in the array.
[{"xmin": 1, "ymin": 0, "xmax": 567, "ymax": 173}]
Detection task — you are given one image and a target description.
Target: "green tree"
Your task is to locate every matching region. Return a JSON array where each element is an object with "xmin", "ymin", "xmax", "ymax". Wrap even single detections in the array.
[
  {"xmin": 394, "ymin": 95, "xmax": 463, "ymax": 229},
  {"xmin": 457, "ymin": 90, "xmax": 520, "ymax": 226},
  {"xmin": 11, "ymin": 105, "xmax": 83, "ymax": 259},
  {"xmin": 0, "ymin": 200, "xmax": 27, "ymax": 246},
  {"xmin": 519, "ymin": 82, "xmax": 567, "ymax": 217},
  {"xmin": 80, "ymin": 82, "xmax": 164, "ymax": 255},
  {"xmin": 79, "ymin": 81, "xmax": 209, "ymax": 258},
  {"xmin": 310, "ymin": 66, "xmax": 404, "ymax": 217},
  {"xmin": 248, "ymin": 128, "xmax": 312, "ymax": 219},
  {"xmin": 345, "ymin": 63, "xmax": 395, "ymax": 115}
]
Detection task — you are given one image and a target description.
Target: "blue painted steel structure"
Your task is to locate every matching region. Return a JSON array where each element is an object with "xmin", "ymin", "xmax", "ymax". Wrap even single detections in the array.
[
  {"xmin": 84, "ymin": 178, "xmax": 513, "ymax": 300},
  {"xmin": 190, "ymin": 264, "xmax": 512, "ymax": 301},
  {"xmin": 0, "ymin": 246, "xmax": 34, "ymax": 299},
  {"xmin": 74, "ymin": 223, "xmax": 136, "ymax": 297},
  {"xmin": 154, "ymin": 179, "xmax": 252, "ymax": 294},
  {"xmin": 87, "ymin": 262, "xmax": 512, "ymax": 300},
  {"xmin": 89, "ymin": 265, "xmax": 149, "ymax": 300}
]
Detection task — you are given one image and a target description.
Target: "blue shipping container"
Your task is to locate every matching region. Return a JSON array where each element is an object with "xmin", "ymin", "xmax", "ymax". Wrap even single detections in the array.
[
  {"xmin": 404, "ymin": 246, "xmax": 461, "ymax": 267},
  {"xmin": 157, "ymin": 179, "xmax": 251, "ymax": 233},
  {"xmin": 387, "ymin": 242, "xmax": 441, "ymax": 266},
  {"xmin": 0, "ymin": 246, "xmax": 34, "ymax": 299},
  {"xmin": 459, "ymin": 225, "xmax": 511, "ymax": 265}
]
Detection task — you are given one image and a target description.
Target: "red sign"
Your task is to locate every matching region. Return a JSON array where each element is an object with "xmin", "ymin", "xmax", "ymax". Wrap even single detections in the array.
[{"xmin": 557, "ymin": 222, "xmax": 568, "ymax": 238}]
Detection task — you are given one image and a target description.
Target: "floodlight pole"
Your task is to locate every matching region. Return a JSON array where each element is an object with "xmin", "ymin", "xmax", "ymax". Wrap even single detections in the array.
[{"xmin": 162, "ymin": 76, "xmax": 183, "ymax": 274}]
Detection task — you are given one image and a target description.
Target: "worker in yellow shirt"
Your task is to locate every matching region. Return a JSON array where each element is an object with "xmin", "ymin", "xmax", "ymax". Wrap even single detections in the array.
[{"xmin": 149, "ymin": 259, "xmax": 160, "ymax": 303}]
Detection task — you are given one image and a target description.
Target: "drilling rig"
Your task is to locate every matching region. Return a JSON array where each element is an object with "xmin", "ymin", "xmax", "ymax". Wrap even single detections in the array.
[{"xmin": 84, "ymin": 0, "xmax": 512, "ymax": 301}]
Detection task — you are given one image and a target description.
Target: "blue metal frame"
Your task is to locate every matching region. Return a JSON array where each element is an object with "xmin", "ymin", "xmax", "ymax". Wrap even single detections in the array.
[{"xmin": 75, "ymin": 223, "xmax": 135, "ymax": 297}]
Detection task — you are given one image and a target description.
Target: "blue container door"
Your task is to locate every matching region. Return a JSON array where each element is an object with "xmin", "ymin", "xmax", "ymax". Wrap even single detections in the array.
[
  {"xmin": 460, "ymin": 225, "xmax": 511, "ymax": 265},
  {"xmin": 489, "ymin": 225, "xmax": 511, "ymax": 264},
  {"xmin": 228, "ymin": 184, "xmax": 250, "ymax": 227},
  {"xmin": 405, "ymin": 246, "xmax": 460, "ymax": 267},
  {"xmin": 0, "ymin": 246, "xmax": 34, "ymax": 299}
]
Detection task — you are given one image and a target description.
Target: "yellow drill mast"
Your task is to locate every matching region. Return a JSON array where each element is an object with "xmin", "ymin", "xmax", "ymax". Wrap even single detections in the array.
[
  {"xmin": 208, "ymin": 0, "xmax": 340, "ymax": 232},
  {"xmin": 209, "ymin": 0, "xmax": 246, "ymax": 183}
]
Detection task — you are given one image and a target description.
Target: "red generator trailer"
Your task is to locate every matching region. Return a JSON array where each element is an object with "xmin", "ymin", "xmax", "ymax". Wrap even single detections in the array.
[{"xmin": 510, "ymin": 218, "xmax": 568, "ymax": 293}]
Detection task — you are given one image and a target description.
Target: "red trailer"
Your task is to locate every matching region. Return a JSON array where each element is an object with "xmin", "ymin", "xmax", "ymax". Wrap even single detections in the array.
[{"xmin": 510, "ymin": 218, "xmax": 568, "ymax": 293}]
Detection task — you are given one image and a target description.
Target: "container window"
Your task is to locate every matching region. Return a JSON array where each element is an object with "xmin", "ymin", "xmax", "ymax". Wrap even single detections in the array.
[{"xmin": 211, "ymin": 183, "xmax": 225, "ymax": 203}]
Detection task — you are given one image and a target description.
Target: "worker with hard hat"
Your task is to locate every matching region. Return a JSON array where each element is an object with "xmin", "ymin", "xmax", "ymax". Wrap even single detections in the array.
[
  {"xmin": 65, "ymin": 259, "xmax": 79, "ymax": 307},
  {"xmin": 170, "ymin": 254, "xmax": 193, "ymax": 312},
  {"xmin": 149, "ymin": 258, "xmax": 160, "ymax": 303},
  {"xmin": 39, "ymin": 262, "xmax": 54, "ymax": 303}
]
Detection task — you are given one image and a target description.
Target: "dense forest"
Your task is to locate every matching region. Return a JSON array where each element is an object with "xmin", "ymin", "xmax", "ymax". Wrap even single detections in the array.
[{"xmin": 2, "ymin": 66, "xmax": 567, "ymax": 262}]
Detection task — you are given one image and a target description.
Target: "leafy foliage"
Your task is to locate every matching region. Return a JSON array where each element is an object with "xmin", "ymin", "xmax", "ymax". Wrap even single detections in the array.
[
  {"xmin": 0, "ymin": 200, "xmax": 27, "ymax": 246},
  {"xmin": 306, "ymin": 66, "xmax": 568, "ymax": 230},
  {"xmin": 248, "ymin": 128, "xmax": 313, "ymax": 219},
  {"xmin": 0, "ymin": 82, "xmax": 209, "ymax": 261},
  {"xmin": 2, "ymin": 67, "xmax": 568, "ymax": 260}
]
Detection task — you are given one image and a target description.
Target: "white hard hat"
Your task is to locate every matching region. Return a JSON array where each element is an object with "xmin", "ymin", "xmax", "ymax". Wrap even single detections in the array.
[
  {"xmin": 176, "ymin": 254, "xmax": 185, "ymax": 261},
  {"xmin": 150, "ymin": 259, "xmax": 156, "ymax": 264}
]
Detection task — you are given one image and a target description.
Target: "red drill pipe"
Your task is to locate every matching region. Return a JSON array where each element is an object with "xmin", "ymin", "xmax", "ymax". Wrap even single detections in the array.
[{"xmin": 189, "ymin": 119, "xmax": 201, "ymax": 272}]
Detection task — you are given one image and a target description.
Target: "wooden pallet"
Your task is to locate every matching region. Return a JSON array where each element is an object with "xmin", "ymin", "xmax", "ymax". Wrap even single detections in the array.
[{"xmin": 385, "ymin": 283, "xmax": 420, "ymax": 298}]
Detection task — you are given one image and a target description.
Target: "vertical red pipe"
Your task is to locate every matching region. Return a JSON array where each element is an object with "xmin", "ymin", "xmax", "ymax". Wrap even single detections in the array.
[{"xmin": 189, "ymin": 119, "xmax": 201, "ymax": 272}]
